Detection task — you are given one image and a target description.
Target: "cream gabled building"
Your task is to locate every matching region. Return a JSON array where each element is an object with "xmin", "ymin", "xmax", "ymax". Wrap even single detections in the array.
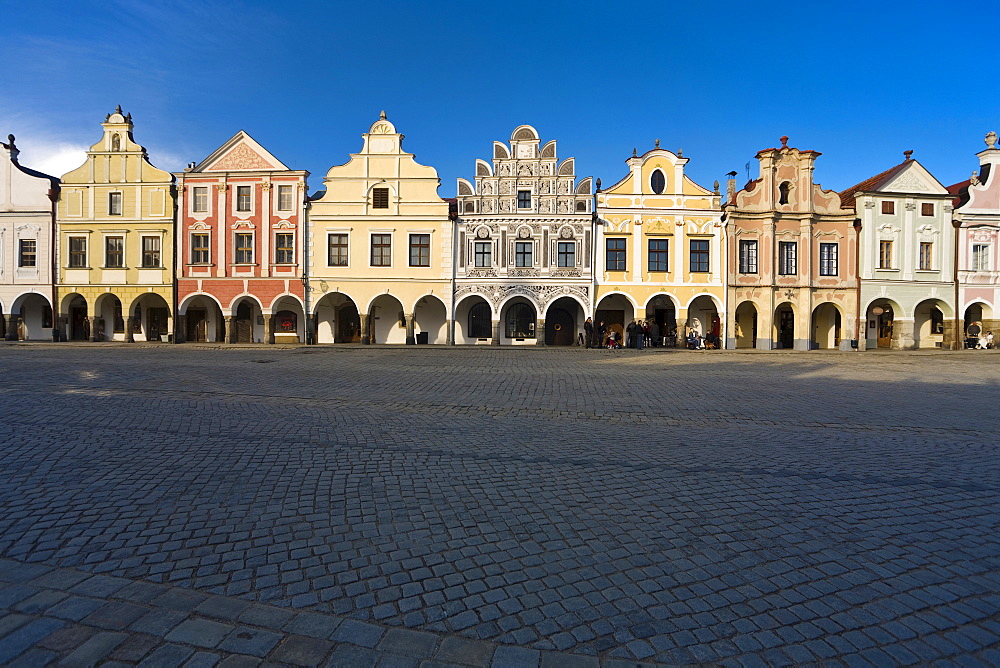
[
  {"xmin": 308, "ymin": 113, "xmax": 452, "ymax": 344},
  {"xmin": 454, "ymin": 125, "xmax": 593, "ymax": 346},
  {"xmin": 595, "ymin": 142, "xmax": 724, "ymax": 346},
  {"xmin": 56, "ymin": 107, "xmax": 175, "ymax": 341}
]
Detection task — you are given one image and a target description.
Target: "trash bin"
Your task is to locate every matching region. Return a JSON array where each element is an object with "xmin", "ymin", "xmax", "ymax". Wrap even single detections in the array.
[{"xmin": 416, "ymin": 332, "xmax": 429, "ymax": 345}]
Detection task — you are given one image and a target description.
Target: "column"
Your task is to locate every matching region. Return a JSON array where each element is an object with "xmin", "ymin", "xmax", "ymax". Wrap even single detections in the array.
[
  {"xmin": 176, "ymin": 315, "xmax": 186, "ymax": 344},
  {"xmin": 446, "ymin": 318, "xmax": 454, "ymax": 346},
  {"xmin": 535, "ymin": 318, "xmax": 545, "ymax": 346},
  {"xmin": 125, "ymin": 317, "xmax": 135, "ymax": 343},
  {"xmin": 676, "ymin": 316, "xmax": 687, "ymax": 348},
  {"xmin": 264, "ymin": 314, "xmax": 274, "ymax": 345},
  {"xmin": 88, "ymin": 316, "xmax": 99, "ymax": 342},
  {"xmin": 491, "ymin": 319, "xmax": 501, "ymax": 346},
  {"xmin": 360, "ymin": 314, "xmax": 370, "ymax": 345},
  {"xmin": 225, "ymin": 316, "xmax": 236, "ymax": 343},
  {"xmin": 405, "ymin": 313, "xmax": 415, "ymax": 345},
  {"xmin": 4, "ymin": 315, "xmax": 16, "ymax": 341}
]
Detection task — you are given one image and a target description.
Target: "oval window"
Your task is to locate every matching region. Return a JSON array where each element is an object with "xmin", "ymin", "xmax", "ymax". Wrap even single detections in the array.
[{"xmin": 650, "ymin": 170, "xmax": 665, "ymax": 194}]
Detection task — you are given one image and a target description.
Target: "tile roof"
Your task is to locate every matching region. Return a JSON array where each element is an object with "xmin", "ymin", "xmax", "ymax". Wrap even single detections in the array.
[{"xmin": 838, "ymin": 159, "xmax": 911, "ymax": 209}]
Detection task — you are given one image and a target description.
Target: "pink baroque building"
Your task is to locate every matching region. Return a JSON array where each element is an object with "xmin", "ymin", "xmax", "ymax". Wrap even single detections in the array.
[
  {"xmin": 725, "ymin": 137, "xmax": 859, "ymax": 350},
  {"xmin": 951, "ymin": 131, "xmax": 1000, "ymax": 339},
  {"xmin": 175, "ymin": 132, "xmax": 308, "ymax": 343}
]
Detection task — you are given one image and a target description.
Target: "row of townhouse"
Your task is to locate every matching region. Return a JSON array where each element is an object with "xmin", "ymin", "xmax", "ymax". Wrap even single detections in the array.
[{"xmin": 2, "ymin": 107, "xmax": 999, "ymax": 350}]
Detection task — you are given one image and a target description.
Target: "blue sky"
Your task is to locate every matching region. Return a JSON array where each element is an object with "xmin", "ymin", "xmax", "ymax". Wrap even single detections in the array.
[{"xmin": 2, "ymin": 0, "xmax": 996, "ymax": 196}]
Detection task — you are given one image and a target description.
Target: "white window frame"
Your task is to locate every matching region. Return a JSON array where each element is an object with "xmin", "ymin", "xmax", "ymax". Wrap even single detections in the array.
[
  {"xmin": 234, "ymin": 185, "xmax": 254, "ymax": 214},
  {"xmin": 274, "ymin": 231, "xmax": 295, "ymax": 265},
  {"xmin": 327, "ymin": 232, "xmax": 349, "ymax": 267},
  {"xmin": 192, "ymin": 186, "xmax": 210, "ymax": 214},
  {"xmin": 276, "ymin": 184, "xmax": 294, "ymax": 212},
  {"xmin": 972, "ymin": 243, "xmax": 990, "ymax": 271},
  {"xmin": 191, "ymin": 232, "xmax": 210, "ymax": 265},
  {"xmin": 140, "ymin": 235, "xmax": 162, "ymax": 268},
  {"xmin": 234, "ymin": 231, "xmax": 255, "ymax": 264}
]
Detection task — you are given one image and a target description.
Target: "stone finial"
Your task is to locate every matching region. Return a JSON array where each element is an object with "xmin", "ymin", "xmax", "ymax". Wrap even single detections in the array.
[
  {"xmin": 655, "ymin": 138, "xmax": 660, "ymax": 149},
  {"xmin": 987, "ymin": 131, "xmax": 998, "ymax": 149},
  {"xmin": 6, "ymin": 134, "xmax": 14, "ymax": 149},
  {"xmin": 595, "ymin": 178, "xmax": 602, "ymax": 191},
  {"xmin": 632, "ymin": 148, "xmax": 637, "ymax": 157},
  {"xmin": 971, "ymin": 170, "xmax": 981, "ymax": 187},
  {"xmin": 380, "ymin": 110, "xmax": 386, "ymax": 120},
  {"xmin": 115, "ymin": 104, "xmax": 123, "ymax": 114},
  {"xmin": 713, "ymin": 180, "xmax": 720, "ymax": 195},
  {"xmin": 780, "ymin": 136, "xmax": 789, "ymax": 148},
  {"xmin": 677, "ymin": 147, "xmax": 683, "ymax": 157},
  {"xmin": 904, "ymin": 150, "xmax": 913, "ymax": 160}
]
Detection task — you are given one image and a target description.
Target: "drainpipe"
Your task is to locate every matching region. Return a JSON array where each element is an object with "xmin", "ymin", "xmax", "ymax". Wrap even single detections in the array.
[
  {"xmin": 854, "ymin": 218, "xmax": 862, "ymax": 351},
  {"xmin": 721, "ymin": 211, "xmax": 728, "ymax": 349},
  {"xmin": 953, "ymin": 215, "xmax": 961, "ymax": 350},
  {"xmin": 450, "ymin": 206, "xmax": 457, "ymax": 345},
  {"xmin": 49, "ymin": 180, "xmax": 60, "ymax": 342},
  {"xmin": 302, "ymin": 179, "xmax": 311, "ymax": 344}
]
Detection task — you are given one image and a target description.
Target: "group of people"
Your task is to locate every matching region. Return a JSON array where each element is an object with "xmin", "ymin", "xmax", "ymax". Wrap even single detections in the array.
[{"xmin": 584, "ymin": 317, "xmax": 675, "ymax": 350}]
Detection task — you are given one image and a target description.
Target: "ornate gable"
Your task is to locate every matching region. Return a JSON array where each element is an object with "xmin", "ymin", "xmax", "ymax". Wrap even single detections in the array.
[{"xmin": 196, "ymin": 131, "xmax": 288, "ymax": 173}]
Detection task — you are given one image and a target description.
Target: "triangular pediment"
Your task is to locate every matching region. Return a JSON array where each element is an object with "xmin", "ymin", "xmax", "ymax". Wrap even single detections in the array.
[
  {"xmin": 879, "ymin": 161, "xmax": 948, "ymax": 195},
  {"xmin": 195, "ymin": 131, "xmax": 288, "ymax": 172}
]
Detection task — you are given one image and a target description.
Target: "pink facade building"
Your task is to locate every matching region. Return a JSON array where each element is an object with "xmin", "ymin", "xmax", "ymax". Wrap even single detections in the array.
[{"xmin": 175, "ymin": 132, "xmax": 308, "ymax": 343}]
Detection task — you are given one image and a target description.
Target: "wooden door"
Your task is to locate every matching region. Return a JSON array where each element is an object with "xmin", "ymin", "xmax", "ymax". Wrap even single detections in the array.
[
  {"xmin": 337, "ymin": 304, "xmax": 361, "ymax": 343},
  {"xmin": 877, "ymin": 312, "xmax": 893, "ymax": 348},
  {"xmin": 778, "ymin": 309, "xmax": 794, "ymax": 349},
  {"xmin": 544, "ymin": 308, "xmax": 575, "ymax": 346},
  {"xmin": 235, "ymin": 303, "xmax": 253, "ymax": 343},
  {"xmin": 187, "ymin": 309, "xmax": 207, "ymax": 342}
]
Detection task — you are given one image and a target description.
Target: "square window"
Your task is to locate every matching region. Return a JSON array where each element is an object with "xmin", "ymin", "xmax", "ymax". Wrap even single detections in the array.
[
  {"xmin": 517, "ymin": 191, "xmax": 531, "ymax": 209},
  {"xmin": 778, "ymin": 241, "xmax": 797, "ymax": 275},
  {"xmin": 409, "ymin": 234, "xmax": 430, "ymax": 267},
  {"xmin": 648, "ymin": 239, "xmax": 669, "ymax": 272},
  {"xmin": 474, "ymin": 241, "xmax": 491, "ymax": 267},
  {"xmin": 690, "ymin": 239, "xmax": 710, "ymax": 273},
  {"xmin": 109, "ymin": 192, "xmax": 122, "ymax": 216},
  {"xmin": 18, "ymin": 239, "xmax": 36, "ymax": 268},
  {"xmin": 879, "ymin": 240, "xmax": 893, "ymax": 269},
  {"xmin": 328, "ymin": 234, "xmax": 348, "ymax": 266},
  {"xmin": 881, "ymin": 200, "xmax": 895, "ymax": 215},
  {"xmin": 819, "ymin": 242, "xmax": 838, "ymax": 276},
  {"xmin": 192, "ymin": 187, "xmax": 209, "ymax": 213},
  {"xmin": 515, "ymin": 241, "xmax": 532, "ymax": 267},
  {"xmin": 921, "ymin": 202, "xmax": 934, "ymax": 216},
  {"xmin": 105, "ymin": 236, "xmax": 124, "ymax": 268},
  {"xmin": 236, "ymin": 185, "xmax": 252, "ymax": 212},
  {"xmin": 606, "ymin": 238, "xmax": 626, "ymax": 271},
  {"xmin": 235, "ymin": 232, "xmax": 254, "ymax": 264},
  {"xmin": 919, "ymin": 242, "xmax": 932, "ymax": 270},
  {"xmin": 191, "ymin": 233, "xmax": 210, "ymax": 264},
  {"xmin": 278, "ymin": 185, "xmax": 294, "ymax": 211},
  {"xmin": 557, "ymin": 241, "xmax": 575, "ymax": 267},
  {"xmin": 275, "ymin": 233, "xmax": 294, "ymax": 264},
  {"xmin": 371, "ymin": 234, "xmax": 391, "ymax": 266},
  {"xmin": 69, "ymin": 237, "xmax": 87, "ymax": 267},
  {"xmin": 739, "ymin": 239, "xmax": 758, "ymax": 274},
  {"xmin": 372, "ymin": 188, "xmax": 389, "ymax": 209},
  {"xmin": 142, "ymin": 236, "xmax": 160, "ymax": 268}
]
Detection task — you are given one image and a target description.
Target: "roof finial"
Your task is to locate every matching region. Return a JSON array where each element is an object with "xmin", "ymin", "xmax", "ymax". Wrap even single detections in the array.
[
  {"xmin": 903, "ymin": 150, "xmax": 913, "ymax": 161},
  {"xmin": 780, "ymin": 136, "xmax": 789, "ymax": 148},
  {"xmin": 677, "ymin": 147, "xmax": 683, "ymax": 157},
  {"xmin": 632, "ymin": 147, "xmax": 637, "ymax": 157},
  {"xmin": 115, "ymin": 104, "xmax": 122, "ymax": 115},
  {"xmin": 654, "ymin": 138, "xmax": 660, "ymax": 149},
  {"xmin": 379, "ymin": 110, "xmax": 386, "ymax": 120},
  {"xmin": 987, "ymin": 131, "xmax": 998, "ymax": 149},
  {"xmin": 7, "ymin": 134, "xmax": 14, "ymax": 149}
]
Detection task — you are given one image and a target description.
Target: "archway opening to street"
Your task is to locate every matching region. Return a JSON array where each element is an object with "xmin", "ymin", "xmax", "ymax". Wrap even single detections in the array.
[
  {"xmin": 645, "ymin": 294, "xmax": 676, "ymax": 347},
  {"xmin": 455, "ymin": 296, "xmax": 492, "ymax": 344},
  {"xmin": 866, "ymin": 300, "xmax": 896, "ymax": 349},
  {"xmin": 314, "ymin": 292, "xmax": 360, "ymax": 344},
  {"xmin": 271, "ymin": 296, "xmax": 303, "ymax": 344},
  {"xmin": 132, "ymin": 293, "xmax": 170, "ymax": 342},
  {"xmin": 369, "ymin": 294, "xmax": 406, "ymax": 344},
  {"xmin": 182, "ymin": 295, "xmax": 224, "ymax": 343},
  {"xmin": 914, "ymin": 299, "xmax": 950, "ymax": 349},
  {"xmin": 734, "ymin": 301, "xmax": 758, "ymax": 349},
  {"xmin": 689, "ymin": 295, "xmax": 721, "ymax": 349},
  {"xmin": 94, "ymin": 293, "xmax": 125, "ymax": 341},
  {"xmin": 775, "ymin": 302, "xmax": 795, "ymax": 350},
  {"xmin": 544, "ymin": 297, "xmax": 581, "ymax": 346},
  {"xmin": 63, "ymin": 294, "xmax": 88, "ymax": 341},
  {"xmin": 811, "ymin": 302, "xmax": 842, "ymax": 350},
  {"xmin": 501, "ymin": 299, "xmax": 537, "ymax": 345},
  {"xmin": 595, "ymin": 294, "xmax": 633, "ymax": 347},
  {"xmin": 414, "ymin": 295, "xmax": 447, "ymax": 344},
  {"xmin": 13, "ymin": 294, "xmax": 53, "ymax": 341},
  {"xmin": 964, "ymin": 302, "xmax": 993, "ymax": 348}
]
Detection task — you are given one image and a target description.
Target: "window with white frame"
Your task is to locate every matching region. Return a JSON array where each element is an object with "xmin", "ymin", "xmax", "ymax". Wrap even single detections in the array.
[
  {"xmin": 105, "ymin": 236, "xmax": 124, "ymax": 268},
  {"xmin": 277, "ymin": 185, "xmax": 294, "ymax": 211},
  {"xmin": 739, "ymin": 239, "xmax": 758, "ymax": 274},
  {"xmin": 141, "ymin": 236, "xmax": 161, "ymax": 268},
  {"xmin": 819, "ymin": 242, "xmax": 838, "ymax": 276},
  {"xmin": 972, "ymin": 244, "xmax": 990, "ymax": 271},
  {"xmin": 879, "ymin": 240, "xmax": 893, "ymax": 269},
  {"xmin": 515, "ymin": 241, "xmax": 532, "ymax": 267},
  {"xmin": 648, "ymin": 239, "xmax": 669, "ymax": 272},
  {"xmin": 69, "ymin": 237, "xmax": 87, "ymax": 267},
  {"xmin": 275, "ymin": 233, "xmax": 294, "ymax": 264},
  {"xmin": 557, "ymin": 241, "xmax": 575, "ymax": 267},
  {"xmin": 328, "ymin": 234, "xmax": 348, "ymax": 266},
  {"xmin": 235, "ymin": 232, "xmax": 254, "ymax": 264},
  {"xmin": 409, "ymin": 234, "xmax": 430, "ymax": 267},
  {"xmin": 919, "ymin": 242, "xmax": 933, "ymax": 270},
  {"xmin": 517, "ymin": 191, "xmax": 531, "ymax": 209},
  {"xmin": 192, "ymin": 187, "xmax": 209, "ymax": 213},
  {"xmin": 109, "ymin": 192, "xmax": 123, "ymax": 216},
  {"xmin": 191, "ymin": 233, "xmax": 210, "ymax": 264},
  {"xmin": 690, "ymin": 239, "xmax": 710, "ymax": 273},
  {"xmin": 18, "ymin": 239, "xmax": 36, "ymax": 268},
  {"xmin": 371, "ymin": 234, "xmax": 391, "ymax": 266},
  {"xmin": 778, "ymin": 241, "xmax": 797, "ymax": 275},
  {"xmin": 236, "ymin": 185, "xmax": 252, "ymax": 212},
  {"xmin": 474, "ymin": 241, "xmax": 491, "ymax": 267}
]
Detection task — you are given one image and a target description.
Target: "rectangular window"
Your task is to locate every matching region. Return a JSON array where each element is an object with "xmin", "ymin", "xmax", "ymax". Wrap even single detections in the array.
[
  {"xmin": 515, "ymin": 241, "xmax": 533, "ymax": 267},
  {"xmin": 921, "ymin": 202, "xmax": 934, "ymax": 216},
  {"xmin": 371, "ymin": 233, "xmax": 391, "ymax": 266},
  {"xmin": 105, "ymin": 236, "xmax": 124, "ymax": 268},
  {"xmin": 517, "ymin": 191, "xmax": 531, "ymax": 209},
  {"xmin": 275, "ymin": 233, "xmax": 294, "ymax": 264},
  {"xmin": 192, "ymin": 187, "xmax": 208, "ymax": 213},
  {"xmin": 739, "ymin": 239, "xmax": 758, "ymax": 274},
  {"xmin": 778, "ymin": 241, "xmax": 797, "ymax": 275},
  {"xmin": 919, "ymin": 242, "xmax": 933, "ymax": 270},
  {"xmin": 18, "ymin": 239, "xmax": 36, "ymax": 268},
  {"xmin": 606, "ymin": 238, "xmax": 626, "ymax": 271},
  {"xmin": 372, "ymin": 187, "xmax": 389, "ymax": 209},
  {"xmin": 690, "ymin": 239, "xmax": 710, "ymax": 273},
  {"xmin": 141, "ymin": 236, "xmax": 160, "ymax": 268},
  {"xmin": 236, "ymin": 185, "xmax": 252, "ymax": 212},
  {"xmin": 819, "ymin": 242, "xmax": 838, "ymax": 276},
  {"xmin": 69, "ymin": 237, "xmax": 87, "ymax": 267},
  {"xmin": 879, "ymin": 240, "xmax": 893, "ymax": 269},
  {"xmin": 235, "ymin": 232, "xmax": 254, "ymax": 264},
  {"xmin": 474, "ymin": 241, "xmax": 491, "ymax": 267},
  {"xmin": 277, "ymin": 185, "xmax": 294, "ymax": 211},
  {"xmin": 557, "ymin": 241, "xmax": 575, "ymax": 267},
  {"xmin": 409, "ymin": 234, "xmax": 430, "ymax": 267},
  {"xmin": 328, "ymin": 234, "xmax": 348, "ymax": 266},
  {"xmin": 881, "ymin": 200, "xmax": 895, "ymax": 215},
  {"xmin": 109, "ymin": 191, "xmax": 122, "ymax": 216},
  {"xmin": 972, "ymin": 244, "xmax": 990, "ymax": 271},
  {"xmin": 191, "ymin": 233, "xmax": 210, "ymax": 264},
  {"xmin": 648, "ymin": 239, "xmax": 669, "ymax": 272}
]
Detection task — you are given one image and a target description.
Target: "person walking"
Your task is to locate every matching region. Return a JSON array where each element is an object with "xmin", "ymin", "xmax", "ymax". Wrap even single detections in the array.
[
  {"xmin": 634, "ymin": 320, "xmax": 644, "ymax": 350},
  {"xmin": 597, "ymin": 321, "xmax": 606, "ymax": 349},
  {"xmin": 649, "ymin": 321, "xmax": 660, "ymax": 348},
  {"xmin": 584, "ymin": 317, "xmax": 594, "ymax": 349}
]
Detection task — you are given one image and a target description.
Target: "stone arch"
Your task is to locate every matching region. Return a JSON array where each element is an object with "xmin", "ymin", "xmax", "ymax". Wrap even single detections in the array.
[
  {"xmin": 511, "ymin": 125, "xmax": 539, "ymax": 142},
  {"xmin": 93, "ymin": 292, "xmax": 125, "ymax": 341},
  {"xmin": 914, "ymin": 298, "xmax": 952, "ymax": 349},
  {"xmin": 314, "ymin": 291, "xmax": 361, "ymax": 344},
  {"xmin": 595, "ymin": 291, "xmax": 638, "ymax": 345},
  {"xmin": 811, "ymin": 302, "xmax": 844, "ymax": 350},
  {"xmin": 864, "ymin": 297, "xmax": 904, "ymax": 349},
  {"xmin": 231, "ymin": 295, "xmax": 265, "ymax": 343},
  {"xmin": 128, "ymin": 292, "xmax": 172, "ymax": 343},
  {"xmin": 733, "ymin": 300, "xmax": 760, "ymax": 349},
  {"xmin": 412, "ymin": 294, "xmax": 448, "ymax": 344},
  {"xmin": 181, "ymin": 293, "xmax": 226, "ymax": 343},
  {"xmin": 455, "ymin": 294, "xmax": 495, "ymax": 344},
  {"xmin": 9, "ymin": 292, "xmax": 53, "ymax": 342},
  {"xmin": 61, "ymin": 293, "xmax": 89, "ymax": 341},
  {"xmin": 368, "ymin": 293, "xmax": 407, "ymax": 344},
  {"xmin": 774, "ymin": 301, "xmax": 796, "ymax": 350}
]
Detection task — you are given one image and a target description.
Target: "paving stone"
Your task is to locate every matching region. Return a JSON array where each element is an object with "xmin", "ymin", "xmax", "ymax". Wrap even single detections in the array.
[
  {"xmin": 166, "ymin": 618, "xmax": 235, "ymax": 648},
  {"xmin": 0, "ymin": 617, "xmax": 66, "ymax": 664},
  {"xmin": 331, "ymin": 618, "xmax": 384, "ymax": 648},
  {"xmin": 58, "ymin": 631, "xmax": 128, "ymax": 665}
]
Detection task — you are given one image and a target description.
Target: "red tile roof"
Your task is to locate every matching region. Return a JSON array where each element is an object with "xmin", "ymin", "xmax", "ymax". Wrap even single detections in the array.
[{"xmin": 838, "ymin": 159, "xmax": 911, "ymax": 209}]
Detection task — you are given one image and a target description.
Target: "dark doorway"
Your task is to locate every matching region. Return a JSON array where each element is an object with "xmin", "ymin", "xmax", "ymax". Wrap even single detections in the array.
[
  {"xmin": 777, "ymin": 307, "xmax": 794, "ymax": 349},
  {"xmin": 545, "ymin": 307, "xmax": 574, "ymax": 346},
  {"xmin": 337, "ymin": 302, "xmax": 361, "ymax": 343},
  {"xmin": 468, "ymin": 301, "xmax": 491, "ymax": 339},
  {"xmin": 235, "ymin": 302, "xmax": 254, "ymax": 343},
  {"xmin": 187, "ymin": 309, "xmax": 208, "ymax": 342},
  {"xmin": 71, "ymin": 306, "xmax": 88, "ymax": 340}
]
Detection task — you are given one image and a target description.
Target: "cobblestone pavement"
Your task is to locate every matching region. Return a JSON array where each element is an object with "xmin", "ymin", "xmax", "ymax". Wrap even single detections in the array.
[{"xmin": 1, "ymin": 344, "xmax": 998, "ymax": 666}]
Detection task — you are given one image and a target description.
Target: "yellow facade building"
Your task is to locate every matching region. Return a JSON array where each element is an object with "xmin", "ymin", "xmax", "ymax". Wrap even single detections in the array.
[
  {"xmin": 309, "ymin": 113, "xmax": 452, "ymax": 344},
  {"xmin": 595, "ymin": 143, "xmax": 725, "ymax": 346},
  {"xmin": 56, "ymin": 107, "xmax": 175, "ymax": 341}
]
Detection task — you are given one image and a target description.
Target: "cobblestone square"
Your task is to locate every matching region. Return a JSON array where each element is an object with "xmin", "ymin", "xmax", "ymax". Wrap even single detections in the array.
[{"xmin": 0, "ymin": 345, "xmax": 998, "ymax": 665}]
